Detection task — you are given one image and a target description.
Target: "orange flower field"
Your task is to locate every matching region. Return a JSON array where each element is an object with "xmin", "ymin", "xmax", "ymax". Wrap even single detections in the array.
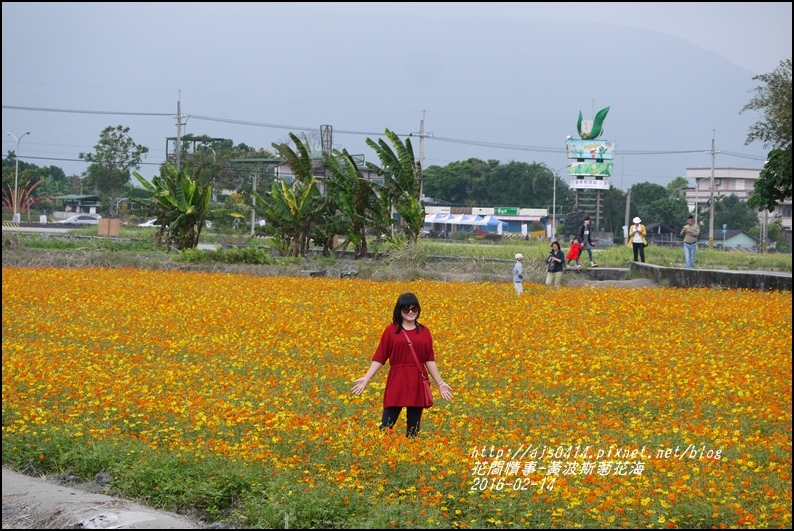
[{"xmin": 2, "ymin": 267, "xmax": 792, "ymax": 528}]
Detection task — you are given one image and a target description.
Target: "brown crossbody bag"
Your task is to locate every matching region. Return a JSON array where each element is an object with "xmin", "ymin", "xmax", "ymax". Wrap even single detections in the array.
[{"xmin": 402, "ymin": 330, "xmax": 434, "ymax": 408}]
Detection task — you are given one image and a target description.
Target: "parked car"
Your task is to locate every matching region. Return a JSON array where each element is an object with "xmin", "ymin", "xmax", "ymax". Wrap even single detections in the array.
[
  {"xmin": 138, "ymin": 218, "xmax": 160, "ymax": 227},
  {"xmin": 56, "ymin": 214, "xmax": 102, "ymax": 225}
]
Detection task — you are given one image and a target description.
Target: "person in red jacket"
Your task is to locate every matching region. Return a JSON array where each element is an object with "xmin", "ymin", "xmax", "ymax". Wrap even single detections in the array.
[
  {"xmin": 351, "ymin": 293, "xmax": 453, "ymax": 437},
  {"xmin": 566, "ymin": 237, "xmax": 584, "ymax": 269}
]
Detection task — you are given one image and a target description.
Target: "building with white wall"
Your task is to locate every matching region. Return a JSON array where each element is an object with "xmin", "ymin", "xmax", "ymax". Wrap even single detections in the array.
[{"xmin": 684, "ymin": 167, "xmax": 792, "ymax": 231}]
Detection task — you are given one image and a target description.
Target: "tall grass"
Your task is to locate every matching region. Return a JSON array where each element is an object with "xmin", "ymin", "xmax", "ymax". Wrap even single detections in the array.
[
  {"xmin": 4, "ymin": 230, "xmax": 792, "ymax": 274},
  {"xmin": 420, "ymin": 239, "xmax": 792, "ymax": 271}
]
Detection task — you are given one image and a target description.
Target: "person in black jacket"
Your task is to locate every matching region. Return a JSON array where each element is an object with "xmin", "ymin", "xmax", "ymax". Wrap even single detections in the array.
[
  {"xmin": 545, "ymin": 241, "xmax": 565, "ymax": 287},
  {"xmin": 578, "ymin": 216, "xmax": 597, "ymax": 267}
]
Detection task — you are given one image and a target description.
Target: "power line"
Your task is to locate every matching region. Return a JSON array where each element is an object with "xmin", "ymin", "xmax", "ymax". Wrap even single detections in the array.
[
  {"xmin": 2, "ymin": 105, "xmax": 171, "ymax": 117},
  {"xmin": 432, "ymin": 135, "xmax": 560, "ymax": 153},
  {"xmin": 189, "ymin": 115, "xmax": 410, "ymax": 138},
  {"xmin": 719, "ymin": 150, "xmax": 767, "ymax": 161},
  {"xmin": 11, "ymin": 155, "xmax": 162, "ymax": 165},
  {"xmin": 3, "ymin": 104, "xmax": 768, "ymax": 162}
]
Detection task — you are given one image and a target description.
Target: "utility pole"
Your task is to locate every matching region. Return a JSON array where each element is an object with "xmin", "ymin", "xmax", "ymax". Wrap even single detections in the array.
[
  {"xmin": 412, "ymin": 111, "xmax": 432, "ymax": 201},
  {"xmin": 761, "ymin": 209, "xmax": 768, "ymax": 254},
  {"xmin": 176, "ymin": 98, "xmax": 182, "ymax": 171},
  {"xmin": 694, "ymin": 178, "xmax": 700, "ymax": 225},
  {"xmin": 708, "ymin": 133, "xmax": 716, "ymax": 250},
  {"xmin": 250, "ymin": 172, "xmax": 257, "ymax": 237},
  {"xmin": 418, "ymin": 116, "xmax": 424, "ymax": 200}
]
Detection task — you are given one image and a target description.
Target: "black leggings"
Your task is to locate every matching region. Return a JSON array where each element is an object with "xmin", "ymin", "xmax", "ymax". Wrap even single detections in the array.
[
  {"xmin": 632, "ymin": 242, "xmax": 645, "ymax": 262},
  {"xmin": 381, "ymin": 406, "xmax": 423, "ymax": 437}
]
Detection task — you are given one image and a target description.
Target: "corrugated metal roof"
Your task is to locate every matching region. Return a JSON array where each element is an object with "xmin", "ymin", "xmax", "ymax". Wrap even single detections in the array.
[{"xmin": 53, "ymin": 195, "xmax": 101, "ymax": 200}]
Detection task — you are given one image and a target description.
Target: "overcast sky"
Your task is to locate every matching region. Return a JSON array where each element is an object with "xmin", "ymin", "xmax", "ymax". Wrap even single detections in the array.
[{"xmin": 2, "ymin": 2, "xmax": 791, "ymax": 192}]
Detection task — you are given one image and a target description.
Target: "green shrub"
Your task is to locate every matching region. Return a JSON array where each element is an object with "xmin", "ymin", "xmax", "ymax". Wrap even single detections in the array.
[
  {"xmin": 449, "ymin": 230, "xmax": 473, "ymax": 241},
  {"xmin": 177, "ymin": 246, "xmax": 274, "ymax": 265},
  {"xmin": 12, "ymin": 234, "xmax": 156, "ymax": 252}
]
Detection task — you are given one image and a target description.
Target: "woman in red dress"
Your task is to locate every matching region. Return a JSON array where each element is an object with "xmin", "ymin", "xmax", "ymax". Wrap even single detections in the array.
[{"xmin": 351, "ymin": 293, "xmax": 453, "ymax": 437}]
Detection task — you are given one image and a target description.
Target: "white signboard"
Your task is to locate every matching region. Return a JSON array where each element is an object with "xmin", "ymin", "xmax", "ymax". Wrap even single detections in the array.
[{"xmin": 569, "ymin": 178, "xmax": 611, "ymax": 190}]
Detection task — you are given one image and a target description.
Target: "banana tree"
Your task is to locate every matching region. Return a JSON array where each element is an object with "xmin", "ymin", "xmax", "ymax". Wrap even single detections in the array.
[
  {"xmin": 322, "ymin": 148, "xmax": 384, "ymax": 259},
  {"xmin": 256, "ymin": 133, "xmax": 321, "ymax": 257},
  {"xmin": 131, "ymin": 163, "xmax": 212, "ymax": 250},
  {"xmin": 365, "ymin": 129, "xmax": 424, "ymax": 244}
]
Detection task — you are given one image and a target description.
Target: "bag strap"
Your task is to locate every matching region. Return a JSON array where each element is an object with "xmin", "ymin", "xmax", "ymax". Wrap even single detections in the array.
[{"xmin": 402, "ymin": 330, "xmax": 429, "ymax": 381}]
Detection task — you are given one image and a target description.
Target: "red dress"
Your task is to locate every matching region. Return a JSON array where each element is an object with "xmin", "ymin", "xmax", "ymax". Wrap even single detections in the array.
[
  {"xmin": 373, "ymin": 324, "xmax": 436, "ymax": 408},
  {"xmin": 566, "ymin": 242, "xmax": 583, "ymax": 260}
]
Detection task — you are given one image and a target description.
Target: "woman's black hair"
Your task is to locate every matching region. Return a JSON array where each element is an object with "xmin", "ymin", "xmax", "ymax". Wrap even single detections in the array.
[
  {"xmin": 392, "ymin": 292, "xmax": 423, "ymax": 333},
  {"xmin": 551, "ymin": 240, "xmax": 561, "ymax": 251}
]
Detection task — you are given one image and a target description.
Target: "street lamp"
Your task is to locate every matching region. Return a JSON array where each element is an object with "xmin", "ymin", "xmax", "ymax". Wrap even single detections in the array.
[
  {"xmin": 708, "ymin": 136, "xmax": 716, "ymax": 250},
  {"xmin": 201, "ymin": 143, "xmax": 216, "ymax": 162},
  {"xmin": 544, "ymin": 163, "xmax": 570, "ymax": 239},
  {"xmin": 200, "ymin": 143, "xmax": 218, "ymax": 201},
  {"xmin": 6, "ymin": 131, "xmax": 30, "ymax": 223},
  {"xmin": 114, "ymin": 197, "xmax": 128, "ymax": 217},
  {"xmin": 692, "ymin": 176, "xmax": 709, "ymax": 225}
]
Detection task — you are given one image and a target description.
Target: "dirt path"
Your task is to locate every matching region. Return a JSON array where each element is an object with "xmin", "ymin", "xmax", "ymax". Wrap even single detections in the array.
[{"xmin": 2, "ymin": 467, "xmax": 203, "ymax": 529}]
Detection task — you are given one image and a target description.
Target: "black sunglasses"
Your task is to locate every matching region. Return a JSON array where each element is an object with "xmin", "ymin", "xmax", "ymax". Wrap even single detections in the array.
[{"xmin": 401, "ymin": 305, "xmax": 419, "ymax": 314}]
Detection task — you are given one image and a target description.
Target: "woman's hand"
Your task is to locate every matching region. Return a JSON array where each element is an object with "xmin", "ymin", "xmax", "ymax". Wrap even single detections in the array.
[
  {"xmin": 438, "ymin": 382, "xmax": 453, "ymax": 401},
  {"xmin": 351, "ymin": 377, "xmax": 368, "ymax": 395}
]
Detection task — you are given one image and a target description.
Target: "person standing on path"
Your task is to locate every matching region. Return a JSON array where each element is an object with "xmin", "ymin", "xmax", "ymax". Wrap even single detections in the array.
[
  {"xmin": 545, "ymin": 241, "xmax": 565, "ymax": 288},
  {"xmin": 351, "ymin": 293, "xmax": 453, "ymax": 438},
  {"xmin": 680, "ymin": 214, "xmax": 700, "ymax": 269},
  {"xmin": 626, "ymin": 216, "xmax": 647, "ymax": 262},
  {"xmin": 512, "ymin": 253, "xmax": 524, "ymax": 295},
  {"xmin": 578, "ymin": 216, "xmax": 597, "ymax": 267}
]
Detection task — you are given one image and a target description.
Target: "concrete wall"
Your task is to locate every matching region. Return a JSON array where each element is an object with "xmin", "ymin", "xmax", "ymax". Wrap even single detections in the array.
[{"xmin": 627, "ymin": 263, "xmax": 792, "ymax": 292}]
